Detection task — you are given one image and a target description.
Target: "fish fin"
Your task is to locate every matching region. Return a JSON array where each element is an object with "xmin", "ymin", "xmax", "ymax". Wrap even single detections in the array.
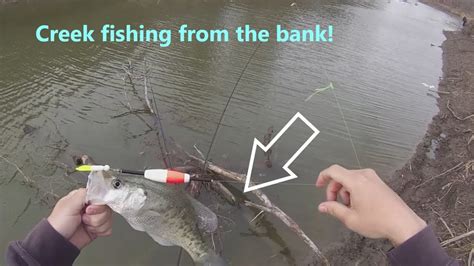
[
  {"xmin": 148, "ymin": 232, "xmax": 175, "ymax": 246},
  {"xmin": 196, "ymin": 250, "xmax": 227, "ymax": 266},
  {"xmin": 187, "ymin": 195, "xmax": 218, "ymax": 233}
]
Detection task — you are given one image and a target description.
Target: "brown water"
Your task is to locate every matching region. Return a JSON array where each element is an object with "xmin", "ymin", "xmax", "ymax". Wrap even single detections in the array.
[{"xmin": 0, "ymin": 0, "xmax": 458, "ymax": 265}]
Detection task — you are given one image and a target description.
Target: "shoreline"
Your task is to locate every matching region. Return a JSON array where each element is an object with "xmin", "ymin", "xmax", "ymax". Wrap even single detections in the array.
[
  {"xmin": 420, "ymin": 0, "xmax": 474, "ymax": 18},
  {"xmin": 389, "ymin": 29, "xmax": 474, "ymax": 263},
  {"xmin": 325, "ymin": 26, "xmax": 473, "ymax": 266}
]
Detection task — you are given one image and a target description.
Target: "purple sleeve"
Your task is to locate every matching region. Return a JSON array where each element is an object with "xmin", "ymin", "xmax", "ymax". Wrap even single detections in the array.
[
  {"xmin": 387, "ymin": 226, "xmax": 459, "ymax": 266},
  {"xmin": 5, "ymin": 219, "xmax": 80, "ymax": 266}
]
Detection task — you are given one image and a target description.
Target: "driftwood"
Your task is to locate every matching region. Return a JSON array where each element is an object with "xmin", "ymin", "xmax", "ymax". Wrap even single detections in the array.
[
  {"xmin": 186, "ymin": 153, "xmax": 329, "ymax": 265},
  {"xmin": 210, "ymin": 181, "xmax": 237, "ymax": 205},
  {"xmin": 428, "ymin": 89, "xmax": 450, "ymax": 95},
  {"xmin": 143, "ymin": 75, "xmax": 154, "ymax": 114}
]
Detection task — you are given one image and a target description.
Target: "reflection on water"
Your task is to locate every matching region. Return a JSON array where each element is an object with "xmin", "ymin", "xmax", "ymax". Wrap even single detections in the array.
[{"xmin": 0, "ymin": 0, "xmax": 457, "ymax": 265}]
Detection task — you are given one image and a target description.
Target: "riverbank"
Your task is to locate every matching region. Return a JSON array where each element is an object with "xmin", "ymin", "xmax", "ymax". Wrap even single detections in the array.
[{"xmin": 324, "ymin": 30, "xmax": 474, "ymax": 265}]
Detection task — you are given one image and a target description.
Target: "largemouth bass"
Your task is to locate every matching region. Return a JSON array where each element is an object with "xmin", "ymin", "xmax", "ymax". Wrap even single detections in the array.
[{"xmin": 86, "ymin": 169, "xmax": 226, "ymax": 266}]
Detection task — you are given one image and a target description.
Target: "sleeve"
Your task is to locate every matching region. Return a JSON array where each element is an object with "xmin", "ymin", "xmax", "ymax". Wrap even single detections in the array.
[
  {"xmin": 387, "ymin": 226, "xmax": 460, "ymax": 266},
  {"xmin": 5, "ymin": 219, "xmax": 80, "ymax": 266}
]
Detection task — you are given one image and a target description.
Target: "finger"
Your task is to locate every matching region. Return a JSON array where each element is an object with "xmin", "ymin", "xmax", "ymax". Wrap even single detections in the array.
[
  {"xmin": 316, "ymin": 165, "xmax": 354, "ymax": 190},
  {"xmin": 326, "ymin": 180, "xmax": 343, "ymax": 201},
  {"xmin": 69, "ymin": 226, "xmax": 95, "ymax": 250},
  {"xmin": 339, "ymin": 188, "xmax": 351, "ymax": 206},
  {"xmin": 82, "ymin": 210, "xmax": 111, "ymax": 227},
  {"xmin": 86, "ymin": 205, "xmax": 109, "ymax": 215},
  {"xmin": 96, "ymin": 228, "xmax": 112, "ymax": 237},
  {"xmin": 318, "ymin": 201, "xmax": 353, "ymax": 225},
  {"xmin": 86, "ymin": 220, "xmax": 112, "ymax": 235}
]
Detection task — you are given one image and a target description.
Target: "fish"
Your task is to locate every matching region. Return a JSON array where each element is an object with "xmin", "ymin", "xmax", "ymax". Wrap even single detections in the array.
[{"xmin": 85, "ymin": 169, "xmax": 226, "ymax": 266}]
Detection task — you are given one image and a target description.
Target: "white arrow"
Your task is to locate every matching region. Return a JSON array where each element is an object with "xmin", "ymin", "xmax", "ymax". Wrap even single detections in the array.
[{"xmin": 244, "ymin": 112, "xmax": 320, "ymax": 193}]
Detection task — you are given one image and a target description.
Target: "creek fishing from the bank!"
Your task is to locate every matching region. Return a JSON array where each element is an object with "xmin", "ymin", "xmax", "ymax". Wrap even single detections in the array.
[{"xmin": 2, "ymin": 0, "xmax": 471, "ymax": 265}]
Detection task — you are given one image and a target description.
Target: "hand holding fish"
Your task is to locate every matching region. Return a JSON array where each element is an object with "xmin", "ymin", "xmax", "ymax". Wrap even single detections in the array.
[
  {"xmin": 316, "ymin": 165, "xmax": 427, "ymax": 247},
  {"xmin": 47, "ymin": 188, "xmax": 113, "ymax": 249}
]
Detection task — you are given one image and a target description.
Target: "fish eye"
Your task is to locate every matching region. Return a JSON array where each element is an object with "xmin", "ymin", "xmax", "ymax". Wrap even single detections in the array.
[{"xmin": 112, "ymin": 179, "xmax": 122, "ymax": 189}]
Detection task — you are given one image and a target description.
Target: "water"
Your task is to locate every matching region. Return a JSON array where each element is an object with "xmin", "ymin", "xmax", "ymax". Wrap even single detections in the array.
[{"xmin": 0, "ymin": 0, "xmax": 457, "ymax": 265}]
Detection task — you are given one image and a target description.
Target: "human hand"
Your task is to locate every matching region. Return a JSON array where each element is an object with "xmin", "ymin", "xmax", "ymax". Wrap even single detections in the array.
[
  {"xmin": 316, "ymin": 165, "xmax": 427, "ymax": 246},
  {"xmin": 47, "ymin": 188, "xmax": 113, "ymax": 249}
]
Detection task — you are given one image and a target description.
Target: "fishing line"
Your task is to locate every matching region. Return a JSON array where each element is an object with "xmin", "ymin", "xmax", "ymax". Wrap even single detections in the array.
[
  {"xmin": 323, "ymin": 69, "xmax": 362, "ymax": 169},
  {"xmin": 194, "ymin": 179, "xmax": 319, "ymax": 187},
  {"xmin": 203, "ymin": 43, "xmax": 261, "ymax": 170},
  {"xmin": 176, "ymin": 248, "xmax": 183, "ymax": 266},
  {"xmin": 176, "ymin": 43, "xmax": 260, "ymax": 266},
  {"xmin": 288, "ymin": 2, "xmax": 362, "ymax": 169},
  {"xmin": 145, "ymin": 62, "xmax": 181, "ymax": 266}
]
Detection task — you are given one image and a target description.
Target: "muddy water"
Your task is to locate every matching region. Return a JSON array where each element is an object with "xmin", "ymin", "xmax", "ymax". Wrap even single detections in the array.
[{"xmin": 0, "ymin": 0, "xmax": 457, "ymax": 265}]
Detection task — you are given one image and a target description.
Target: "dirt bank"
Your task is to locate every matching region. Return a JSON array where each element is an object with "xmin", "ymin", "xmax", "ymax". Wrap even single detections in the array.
[{"xmin": 324, "ymin": 31, "xmax": 474, "ymax": 265}]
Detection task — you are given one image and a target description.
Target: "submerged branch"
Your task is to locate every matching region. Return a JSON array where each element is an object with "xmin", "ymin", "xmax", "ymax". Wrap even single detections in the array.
[
  {"xmin": 112, "ymin": 109, "xmax": 150, "ymax": 118},
  {"xmin": 144, "ymin": 75, "xmax": 154, "ymax": 114},
  {"xmin": 12, "ymin": 198, "xmax": 31, "ymax": 226},
  {"xmin": 121, "ymin": 59, "xmax": 327, "ymax": 264},
  {"xmin": 186, "ymin": 153, "xmax": 329, "ymax": 264},
  {"xmin": 0, "ymin": 154, "xmax": 33, "ymax": 184}
]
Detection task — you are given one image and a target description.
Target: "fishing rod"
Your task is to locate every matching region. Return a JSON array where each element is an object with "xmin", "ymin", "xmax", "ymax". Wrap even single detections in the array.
[{"xmin": 202, "ymin": 42, "xmax": 261, "ymax": 170}]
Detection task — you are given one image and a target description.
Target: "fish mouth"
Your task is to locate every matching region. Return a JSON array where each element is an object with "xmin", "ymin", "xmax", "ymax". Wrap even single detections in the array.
[{"xmin": 86, "ymin": 170, "xmax": 109, "ymax": 205}]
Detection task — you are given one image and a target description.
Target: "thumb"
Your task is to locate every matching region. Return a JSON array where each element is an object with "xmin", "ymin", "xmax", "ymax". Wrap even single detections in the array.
[
  {"xmin": 319, "ymin": 201, "xmax": 352, "ymax": 223},
  {"xmin": 64, "ymin": 188, "xmax": 87, "ymax": 213}
]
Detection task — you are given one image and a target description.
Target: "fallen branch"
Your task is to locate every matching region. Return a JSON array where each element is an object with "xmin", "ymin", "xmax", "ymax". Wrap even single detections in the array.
[
  {"xmin": 244, "ymin": 200, "xmax": 273, "ymax": 213},
  {"xmin": 441, "ymin": 230, "xmax": 474, "ymax": 247},
  {"xmin": 429, "ymin": 89, "xmax": 450, "ymax": 95},
  {"xmin": 447, "ymin": 100, "xmax": 474, "ymax": 121},
  {"xmin": 112, "ymin": 109, "xmax": 150, "ymax": 118},
  {"xmin": 144, "ymin": 74, "xmax": 154, "ymax": 114},
  {"xmin": 210, "ymin": 181, "xmax": 237, "ymax": 205},
  {"xmin": 121, "ymin": 73, "xmax": 133, "ymax": 112},
  {"xmin": 123, "ymin": 59, "xmax": 328, "ymax": 264},
  {"xmin": 0, "ymin": 155, "xmax": 33, "ymax": 184},
  {"xmin": 191, "ymin": 144, "xmax": 237, "ymax": 205},
  {"xmin": 123, "ymin": 60, "xmax": 140, "ymax": 97},
  {"xmin": 187, "ymin": 153, "xmax": 329, "ymax": 265},
  {"xmin": 12, "ymin": 198, "xmax": 31, "ymax": 226},
  {"xmin": 123, "ymin": 60, "xmax": 170, "ymax": 167}
]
